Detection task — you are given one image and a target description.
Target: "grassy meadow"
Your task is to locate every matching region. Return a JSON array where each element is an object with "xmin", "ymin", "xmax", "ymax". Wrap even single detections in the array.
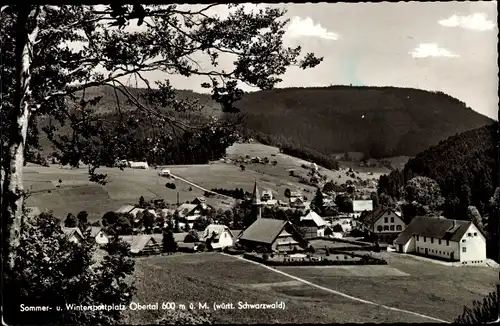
[{"xmin": 124, "ymin": 252, "xmax": 437, "ymax": 324}]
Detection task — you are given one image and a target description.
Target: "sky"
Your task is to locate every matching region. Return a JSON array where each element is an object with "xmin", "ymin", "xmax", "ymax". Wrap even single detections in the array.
[{"xmin": 114, "ymin": 2, "xmax": 498, "ymax": 120}]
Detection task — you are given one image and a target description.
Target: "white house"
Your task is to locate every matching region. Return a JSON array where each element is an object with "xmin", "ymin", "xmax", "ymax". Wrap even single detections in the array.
[
  {"xmin": 394, "ymin": 216, "xmax": 487, "ymax": 265},
  {"xmin": 352, "ymin": 200, "xmax": 373, "ymax": 219},
  {"xmin": 159, "ymin": 168, "xmax": 171, "ymax": 176},
  {"xmin": 201, "ymin": 224, "xmax": 235, "ymax": 249},
  {"xmin": 128, "ymin": 161, "xmax": 149, "ymax": 169},
  {"xmin": 88, "ymin": 227, "xmax": 110, "ymax": 246},
  {"xmin": 300, "ymin": 211, "xmax": 328, "ymax": 239},
  {"xmin": 361, "ymin": 207, "xmax": 406, "ymax": 243}
]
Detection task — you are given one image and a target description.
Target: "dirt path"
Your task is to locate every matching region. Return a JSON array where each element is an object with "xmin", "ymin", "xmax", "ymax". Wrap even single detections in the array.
[
  {"xmin": 169, "ymin": 173, "xmax": 233, "ymax": 200},
  {"xmin": 222, "ymin": 253, "xmax": 450, "ymax": 323}
]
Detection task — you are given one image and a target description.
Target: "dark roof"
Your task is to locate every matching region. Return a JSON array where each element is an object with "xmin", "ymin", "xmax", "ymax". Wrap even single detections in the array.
[
  {"xmin": 361, "ymin": 207, "xmax": 401, "ymax": 225},
  {"xmin": 239, "ymin": 218, "xmax": 288, "ymax": 244},
  {"xmin": 394, "ymin": 216, "xmax": 471, "ymax": 245}
]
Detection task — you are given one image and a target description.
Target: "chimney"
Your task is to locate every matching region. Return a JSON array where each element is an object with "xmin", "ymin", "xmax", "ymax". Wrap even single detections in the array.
[{"xmin": 452, "ymin": 220, "xmax": 456, "ymax": 228}]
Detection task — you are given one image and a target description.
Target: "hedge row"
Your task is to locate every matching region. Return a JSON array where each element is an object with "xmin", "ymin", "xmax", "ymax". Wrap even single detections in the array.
[{"xmin": 242, "ymin": 253, "xmax": 387, "ymax": 266}]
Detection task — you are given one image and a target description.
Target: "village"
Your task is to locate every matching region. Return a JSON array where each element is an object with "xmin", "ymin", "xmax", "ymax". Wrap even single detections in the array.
[{"xmin": 54, "ymin": 156, "xmax": 490, "ymax": 269}]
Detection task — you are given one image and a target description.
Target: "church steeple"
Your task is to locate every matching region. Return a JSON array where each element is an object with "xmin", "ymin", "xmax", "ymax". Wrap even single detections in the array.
[{"xmin": 251, "ymin": 181, "xmax": 262, "ymax": 219}]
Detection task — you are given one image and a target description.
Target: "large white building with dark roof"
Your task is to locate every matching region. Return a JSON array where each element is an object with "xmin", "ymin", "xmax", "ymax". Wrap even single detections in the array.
[{"xmin": 394, "ymin": 216, "xmax": 486, "ymax": 265}]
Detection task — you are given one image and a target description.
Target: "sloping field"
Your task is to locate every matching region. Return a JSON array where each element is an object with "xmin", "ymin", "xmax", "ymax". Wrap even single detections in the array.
[
  {"xmin": 226, "ymin": 143, "xmax": 388, "ymax": 186},
  {"xmin": 278, "ymin": 252, "xmax": 500, "ymax": 322},
  {"xmin": 23, "ymin": 165, "xmax": 224, "ymax": 221},
  {"xmin": 125, "ymin": 252, "xmax": 433, "ymax": 324},
  {"xmin": 162, "ymin": 162, "xmax": 316, "ymax": 201}
]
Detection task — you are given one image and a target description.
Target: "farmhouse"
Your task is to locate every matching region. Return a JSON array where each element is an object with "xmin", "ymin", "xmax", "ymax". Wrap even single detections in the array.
[
  {"xmin": 201, "ymin": 224, "xmax": 235, "ymax": 249},
  {"xmin": 87, "ymin": 226, "xmax": 110, "ymax": 246},
  {"xmin": 128, "ymin": 161, "xmax": 149, "ymax": 169},
  {"xmin": 352, "ymin": 200, "xmax": 373, "ymax": 218},
  {"xmin": 61, "ymin": 227, "xmax": 84, "ymax": 244},
  {"xmin": 262, "ymin": 199, "xmax": 278, "ymax": 207},
  {"xmin": 176, "ymin": 203, "xmax": 204, "ymax": 222},
  {"xmin": 290, "ymin": 197, "xmax": 309, "ymax": 209},
  {"xmin": 192, "ymin": 197, "xmax": 209, "ymax": 210},
  {"xmin": 361, "ymin": 207, "xmax": 406, "ymax": 243},
  {"xmin": 300, "ymin": 211, "xmax": 331, "ymax": 239},
  {"xmin": 261, "ymin": 190, "xmax": 273, "ymax": 201},
  {"xmin": 115, "ymin": 205, "xmax": 135, "ymax": 215},
  {"xmin": 238, "ymin": 218, "xmax": 308, "ymax": 253},
  {"xmin": 394, "ymin": 216, "xmax": 487, "ymax": 264},
  {"xmin": 119, "ymin": 235, "xmax": 161, "ymax": 256}
]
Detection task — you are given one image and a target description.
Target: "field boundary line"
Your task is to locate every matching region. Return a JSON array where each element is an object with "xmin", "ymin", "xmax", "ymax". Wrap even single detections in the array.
[{"xmin": 222, "ymin": 253, "xmax": 450, "ymax": 324}]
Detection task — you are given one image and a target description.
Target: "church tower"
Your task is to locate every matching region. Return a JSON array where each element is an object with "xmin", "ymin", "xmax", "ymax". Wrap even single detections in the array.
[{"xmin": 251, "ymin": 181, "xmax": 262, "ymax": 219}]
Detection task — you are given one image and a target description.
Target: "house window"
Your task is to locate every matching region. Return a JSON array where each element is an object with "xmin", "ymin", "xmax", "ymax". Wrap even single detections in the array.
[
  {"xmin": 390, "ymin": 217, "xmax": 394, "ymax": 223},
  {"xmin": 384, "ymin": 217, "xmax": 388, "ymax": 223},
  {"xmin": 462, "ymin": 239, "xmax": 466, "ymax": 243},
  {"xmin": 467, "ymin": 233, "xmax": 471, "ymax": 237},
  {"xmin": 377, "ymin": 225, "xmax": 383, "ymax": 232},
  {"xmin": 396, "ymin": 225, "xmax": 402, "ymax": 231},
  {"xmin": 438, "ymin": 239, "xmax": 441, "ymax": 245},
  {"xmin": 424, "ymin": 236, "xmax": 426, "ymax": 242},
  {"xmin": 473, "ymin": 232, "xmax": 477, "ymax": 236},
  {"xmin": 383, "ymin": 225, "xmax": 389, "ymax": 231},
  {"xmin": 431, "ymin": 238, "xmax": 434, "ymax": 244},
  {"xmin": 416, "ymin": 235, "xmax": 419, "ymax": 241},
  {"xmin": 390, "ymin": 225, "xmax": 395, "ymax": 231},
  {"xmin": 446, "ymin": 240, "xmax": 449, "ymax": 246},
  {"xmin": 462, "ymin": 247, "xmax": 466, "ymax": 253}
]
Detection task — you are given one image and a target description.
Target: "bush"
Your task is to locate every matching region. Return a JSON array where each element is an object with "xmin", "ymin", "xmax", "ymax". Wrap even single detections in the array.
[
  {"xmin": 4, "ymin": 211, "xmax": 135, "ymax": 325},
  {"xmin": 197, "ymin": 243, "xmax": 206, "ymax": 252},
  {"xmin": 157, "ymin": 310, "xmax": 213, "ymax": 325}
]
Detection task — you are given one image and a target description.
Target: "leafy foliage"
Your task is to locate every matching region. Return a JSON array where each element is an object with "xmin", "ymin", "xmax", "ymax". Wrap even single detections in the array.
[
  {"xmin": 3, "ymin": 211, "xmax": 135, "ymax": 325},
  {"xmin": 454, "ymin": 289, "xmax": 499, "ymax": 324}
]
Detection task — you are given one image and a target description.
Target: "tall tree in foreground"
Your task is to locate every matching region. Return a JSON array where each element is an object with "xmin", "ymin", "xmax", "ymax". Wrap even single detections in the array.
[{"xmin": 1, "ymin": 4, "xmax": 322, "ymax": 270}]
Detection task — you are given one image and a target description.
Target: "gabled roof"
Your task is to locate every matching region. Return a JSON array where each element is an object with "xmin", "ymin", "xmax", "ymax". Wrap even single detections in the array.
[
  {"xmin": 116, "ymin": 205, "xmax": 136, "ymax": 214},
  {"xmin": 301, "ymin": 211, "xmax": 326, "ymax": 227},
  {"xmin": 290, "ymin": 191, "xmax": 302, "ymax": 198},
  {"xmin": 353, "ymin": 200, "xmax": 373, "ymax": 212},
  {"xmin": 201, "ymin": 224, "xmax": 234, "ymax": 241},
  {"xmin": 240, "ymin": 218, "xmax": 294, "ymax": 244},
  {"xmin": 61, "ymin": 227, "xmax": 84, "ymax": 239},
  {"xmin": 394, "ymin": 216, "xmax": 471, "ymax": 245},
  {"xmin": 119, "ymin": 235, "xmax": 158, "ymax": 253},
  {"xmin": 177, "ymin": 203, "xmax": 198, "ymax": 217},
  {"xmin": 89, "ymin": 226, "xmax": 107, "ymax": 238}
]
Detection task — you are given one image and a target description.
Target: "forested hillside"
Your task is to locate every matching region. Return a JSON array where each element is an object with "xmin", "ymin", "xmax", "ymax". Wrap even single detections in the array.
[
  {"xmin": 35, "ymin": 85, "xmax": 494, "ymax": 164},
  {"xmin": 234, "ymin": 86, "xmax": 493, "ymax": 158}
]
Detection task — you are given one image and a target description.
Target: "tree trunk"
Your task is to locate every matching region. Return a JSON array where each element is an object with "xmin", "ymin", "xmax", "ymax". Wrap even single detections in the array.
[{"xmin": 2, "ymin": 6, "xmax": 40, "ymax": 270}]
